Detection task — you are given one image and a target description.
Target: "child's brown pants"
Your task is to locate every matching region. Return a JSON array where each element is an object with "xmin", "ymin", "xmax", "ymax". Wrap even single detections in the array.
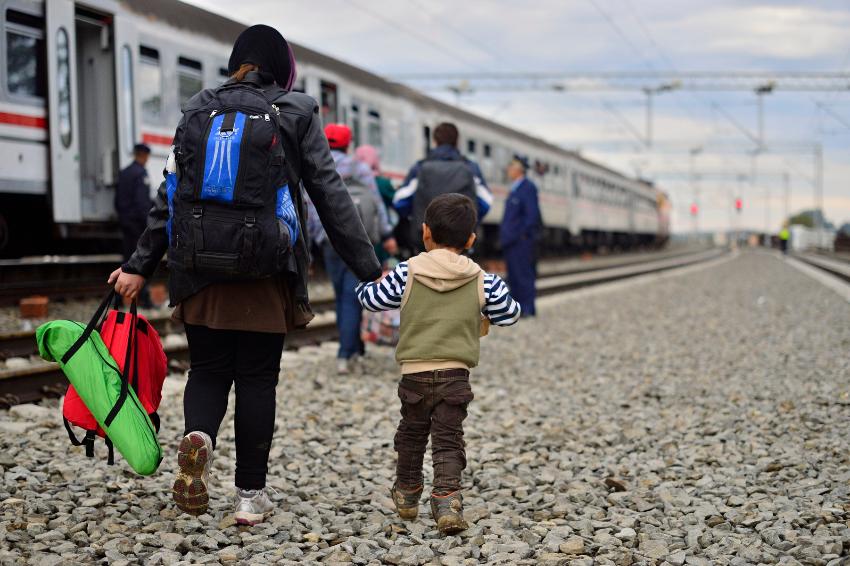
[{"xmin": 393, "ymin": 369, "xmax": 474, "ymax": 494}]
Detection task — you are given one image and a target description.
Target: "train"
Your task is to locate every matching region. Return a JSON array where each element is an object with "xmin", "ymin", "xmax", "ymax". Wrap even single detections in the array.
[{"xmin": 0, "ymin": 0, "xmax": 670, "ymax": 257}]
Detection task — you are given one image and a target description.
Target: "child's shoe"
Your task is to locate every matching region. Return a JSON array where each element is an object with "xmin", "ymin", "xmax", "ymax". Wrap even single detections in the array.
[
  {"xmin": 234, "ymin": 487, "xmax": 277, "ymax": 526},
  {"xmin": 172, "ymin": 431, "xmax": 213, "ymax": 516},
  {"xmin": 390, "ymin": 483, "xmax": 423, "ymax": 520},
  {"xmin": 430, "ymin": 491, "xmax": 469, "ymax": 535}
]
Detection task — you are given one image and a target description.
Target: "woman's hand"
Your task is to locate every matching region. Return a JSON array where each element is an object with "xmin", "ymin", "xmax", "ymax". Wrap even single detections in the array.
[{"xmin": 108, "ymin": 267, "xmax": 146, "ymax": 300}]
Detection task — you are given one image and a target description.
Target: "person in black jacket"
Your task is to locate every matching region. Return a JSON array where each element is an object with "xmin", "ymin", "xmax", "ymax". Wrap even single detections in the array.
[
  {"xmin": 114, "ymin": 143, "xmax": 153, "ymax": 307},
  {"xmin": 107, "ymin": 25, "xmax": 381, "ymax": 527}
]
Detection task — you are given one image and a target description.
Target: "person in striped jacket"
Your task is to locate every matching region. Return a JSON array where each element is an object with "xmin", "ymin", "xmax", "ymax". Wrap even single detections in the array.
[{"xmin": 356, "ymin": 193, "xmax": 520, "ymax": 535}]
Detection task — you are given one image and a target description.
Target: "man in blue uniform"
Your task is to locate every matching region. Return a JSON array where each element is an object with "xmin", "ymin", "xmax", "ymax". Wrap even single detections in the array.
[
  {"xmin": 114, "ymin": 143, "xmax": 153, "ymax": 307},
  {"xmin": 500, "ymin": 155, "xmax": 541, "ymax": 317}
]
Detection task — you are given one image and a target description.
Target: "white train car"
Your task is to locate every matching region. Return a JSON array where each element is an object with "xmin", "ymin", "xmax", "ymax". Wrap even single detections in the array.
[{"xmin": 0, "ymin": 0, "xmax": 669, "ymax": 256}]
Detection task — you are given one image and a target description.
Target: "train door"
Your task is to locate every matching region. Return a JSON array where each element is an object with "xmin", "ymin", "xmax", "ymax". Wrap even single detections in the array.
[
  {"xmin": 74, "ymin": 7, "xmax": 117, "ymax": 222},
  {"xmin": 45, "ymin": 0, "xmax": 80, "ymax": 222},
  {"xmin": 112, "ymin": 12, "xmax": 138, "ymax": 177},
  {"xmin": 46, "ymin": 2, "xmax": 117, "ymax": 224}
]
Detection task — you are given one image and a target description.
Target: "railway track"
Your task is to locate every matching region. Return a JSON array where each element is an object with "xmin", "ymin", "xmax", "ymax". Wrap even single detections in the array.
[
  {"xmin": 0, "ymin": 246, "xmax": 724, "ymax": 407},
  {"xmin": 792, "ymin": 252, "xmax": 850, "ymax": 284}
]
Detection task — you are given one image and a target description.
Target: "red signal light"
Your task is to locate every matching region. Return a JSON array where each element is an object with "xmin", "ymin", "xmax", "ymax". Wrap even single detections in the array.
[
  {"xmin": 735, "ymin": 198, "xmax": 743, "ymax": 211},
  {"xmin": 690, "ymin": 203, "xmax": 699, "ymax": 216}
]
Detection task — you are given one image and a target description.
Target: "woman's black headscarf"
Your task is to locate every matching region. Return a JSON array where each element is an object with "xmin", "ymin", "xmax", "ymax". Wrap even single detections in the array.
[{"xmin": 228, "ymin": 24, "xmax": 297, "ymax": 90}]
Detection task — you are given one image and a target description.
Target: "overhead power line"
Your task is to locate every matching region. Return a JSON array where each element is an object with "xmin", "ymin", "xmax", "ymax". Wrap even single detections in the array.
[
  {"xmin": 347, "ymin": 0, "xmax": 481, "ymax": 70},
  {"xmin": 389, "ymin": 71, "xmax": 850, "ymax": 92}
]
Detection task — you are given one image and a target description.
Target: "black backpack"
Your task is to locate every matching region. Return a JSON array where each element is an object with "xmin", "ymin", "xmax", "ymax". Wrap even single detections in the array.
[
  {"xmin": 168, "ymin": 81, "xmax": 300, "ymax": 279},
  {"xmin": 410, "ymin": 157, "xmax": 476, "ymax": 245}
]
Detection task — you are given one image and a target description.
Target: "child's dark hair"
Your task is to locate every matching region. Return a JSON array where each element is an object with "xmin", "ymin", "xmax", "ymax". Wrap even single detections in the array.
[{"xmin": 424, "ymin": 193, "xmax": 477, "ymax": 248}]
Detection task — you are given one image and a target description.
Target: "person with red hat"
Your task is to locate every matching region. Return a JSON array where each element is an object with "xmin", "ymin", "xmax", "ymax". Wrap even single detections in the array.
[{"xmin": 315, "ymin": 123, "xmax": 397, "ymax": 375}]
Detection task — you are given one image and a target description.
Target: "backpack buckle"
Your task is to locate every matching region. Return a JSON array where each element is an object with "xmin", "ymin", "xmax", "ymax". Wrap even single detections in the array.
[
  {"xmin": 244, "ymin": 216, "xmax": 256, "ymax": 227},
  {"xmin": 192, "ymin": 206, "xmax": 203, "ymax": 219}
]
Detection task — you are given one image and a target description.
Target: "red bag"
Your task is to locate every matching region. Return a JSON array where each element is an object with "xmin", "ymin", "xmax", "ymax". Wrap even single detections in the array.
[{"xmin": 62, "ymin": 292, "xmax": 168, "ymax": 463}]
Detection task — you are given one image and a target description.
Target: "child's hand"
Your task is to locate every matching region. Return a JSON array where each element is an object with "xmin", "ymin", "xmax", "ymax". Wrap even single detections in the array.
[{"xmin": 108, "ymin": 267, "xmax": 146, "ymax": 300}]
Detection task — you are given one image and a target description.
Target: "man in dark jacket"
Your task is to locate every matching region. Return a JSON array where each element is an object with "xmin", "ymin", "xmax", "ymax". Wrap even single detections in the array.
[
  {"xmin": 393, "ymin": 122, "xmax": 492, "ymax": 253},
  {"xmin": 114, "ymin": 143, "xmax": 153, "ymax": 307},
  {"xmin": 500, "ymin": 155, "xmax": 541, "ymax": 316}
]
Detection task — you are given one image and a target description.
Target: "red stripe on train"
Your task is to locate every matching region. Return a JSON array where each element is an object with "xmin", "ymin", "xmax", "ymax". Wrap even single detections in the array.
[
  {"xmin": 142, "ymin": 133, "xmax": 174, "ymax": 146},
  {"xmin": 0, "ymin": 111, "xmax": 47, "ymax": 129}
]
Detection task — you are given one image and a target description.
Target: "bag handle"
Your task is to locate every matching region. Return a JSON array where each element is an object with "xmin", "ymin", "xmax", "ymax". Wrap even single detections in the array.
[
  {"xmin": 60, "ymin": 289, "xmax": 115, "ymax": 364},
  {"xmin": 103, "ymin": 300, "xmax": 137, "ymax": 428}
]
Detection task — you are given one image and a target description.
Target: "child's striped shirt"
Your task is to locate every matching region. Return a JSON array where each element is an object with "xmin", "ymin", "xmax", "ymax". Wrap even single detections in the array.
[{"xmin": 356, "ymin": 262, "xmax": 521, "ymax": 326}]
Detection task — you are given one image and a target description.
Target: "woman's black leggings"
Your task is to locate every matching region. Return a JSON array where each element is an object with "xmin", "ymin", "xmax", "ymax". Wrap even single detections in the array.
[{"xmin": 183, "ymin": 323, "xmax": 285, "ymax": 490}]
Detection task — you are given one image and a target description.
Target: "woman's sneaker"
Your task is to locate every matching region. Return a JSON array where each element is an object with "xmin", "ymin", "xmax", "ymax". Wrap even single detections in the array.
[
  {"xmin": 430, "ymin": 491, "xmax": 469, "ymax": 535},
  {"xmin": 172, "ymin": 431, "xmax": 213, "ymax": 516},
  {"xmin": 234, "ymin": 487, "xmax": 277, "ymax": 526},
  {"xmin": 390, "ymin": 483, "xmax": 423, "ymax": 520}
]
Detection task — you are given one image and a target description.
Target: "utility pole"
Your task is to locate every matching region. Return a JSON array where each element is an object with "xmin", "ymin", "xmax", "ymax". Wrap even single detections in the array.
[
  {"xmin": 689, "ymin": 146, "xmax": 702, "ymax": 241},
  {"xmin": 814, "ymin": 142, "xmax": 823, "ymax": 234},
  {"xmin": 765, "ymin": 181, "xmax": 771, "ymax": 246},
  {"xmin": 642, "ymin": 82, "xmax": 680, "ymax": 148},
  {"xmin": 783, "ymin": 171, "xmax": 790, "ymax": 224},
  {"xmin": 755, "ymin": 82, "xmax": 775, "ymax": 150}
]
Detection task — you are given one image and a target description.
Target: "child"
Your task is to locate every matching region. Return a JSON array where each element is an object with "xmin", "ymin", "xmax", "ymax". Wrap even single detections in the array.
[{"xmin": 356, "ymin": 193, "xmax": 521, "ymax": 535}]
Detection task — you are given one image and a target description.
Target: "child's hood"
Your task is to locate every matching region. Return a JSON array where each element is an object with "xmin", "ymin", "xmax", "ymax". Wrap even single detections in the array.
[{"xmin": 410, "ymin": 249, "xmax": 482, "ymax": 293}]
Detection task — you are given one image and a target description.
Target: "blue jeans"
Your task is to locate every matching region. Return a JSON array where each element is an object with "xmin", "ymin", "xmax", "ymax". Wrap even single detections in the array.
[{"xmin": 323, "ymin": 244, "xmax": 364, "ymax": 359}]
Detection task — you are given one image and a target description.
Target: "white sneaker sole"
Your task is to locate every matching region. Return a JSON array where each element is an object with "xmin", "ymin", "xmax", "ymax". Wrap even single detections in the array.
[{"xmin": 235, "ymin": 510, "xmax": 268, "ymax": 526}]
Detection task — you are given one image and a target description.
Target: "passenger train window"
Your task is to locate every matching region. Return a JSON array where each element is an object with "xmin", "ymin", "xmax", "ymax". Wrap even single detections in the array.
[
  {"xmin": 483, "ymin": 144, "xmax": 491, "ymax": 158},
  {"xmin": 367, "ymin": 109, "xmax": 381, "ymax": 147},
  {"xmin": 55, "ymin": 27, "xmax": 71, "ymax": 148},
  {"xmin": 350, "ymin": 102, "xmax": 361, "ymax": 145},
  {"xmin": 138, "ymin": 46, "xmax": 162, "ymax": 123},
  {"xmin": 5, "ymin": 10, "xmax": 46, "ymax": 98},
  {"xmin": 178, "ymin": 56, "xmax": 203, "ymax": 105},
  {"xmin": 121, "ymin": 45, "xmax": 136, "ymax": 153},
  {"xmin": 218, "ymin": 66, "xmax": 230, "ymax": 84},
  {"xmin": 467, "ymin": 139, "xmax": 476, "ymax": 155},
  {"xmin": 320, "ymin": 81, "xmax": 338, "ymax": 124}
]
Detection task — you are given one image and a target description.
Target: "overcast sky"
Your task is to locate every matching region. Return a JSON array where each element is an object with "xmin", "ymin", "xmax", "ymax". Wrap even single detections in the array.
[{"xmin": 186, "ymin": 0, "xmax": 850, "ymax": 233}]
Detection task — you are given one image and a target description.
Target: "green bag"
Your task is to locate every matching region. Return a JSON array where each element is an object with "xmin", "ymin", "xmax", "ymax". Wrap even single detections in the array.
[{"xmin": 36, "ymin": 294, "xmax": 162, "ymax": 475}]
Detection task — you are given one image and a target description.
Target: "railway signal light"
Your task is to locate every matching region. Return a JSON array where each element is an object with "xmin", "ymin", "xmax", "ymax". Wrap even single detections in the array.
[
  {"xmin": 735, "ymin": 197, "xmax": 743, "ymax": 212},
  {"xmin": 690, "ymin": 203, "xmax": 699, "ymax": 216}
]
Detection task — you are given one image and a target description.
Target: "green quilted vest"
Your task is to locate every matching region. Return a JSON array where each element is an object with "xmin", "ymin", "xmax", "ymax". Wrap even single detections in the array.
[{"xmin": 396, "ymin": 274, "xmax": 482, "ymax": 368}]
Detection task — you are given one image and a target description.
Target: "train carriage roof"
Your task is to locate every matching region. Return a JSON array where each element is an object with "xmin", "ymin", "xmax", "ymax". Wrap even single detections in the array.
[{"xmin": 121, "ymin": 0, "xmax": 653, "ymax": 190}]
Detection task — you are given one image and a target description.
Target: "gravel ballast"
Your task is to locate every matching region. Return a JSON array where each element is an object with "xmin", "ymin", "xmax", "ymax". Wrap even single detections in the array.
[{"xmin": 1, "ymin": 251, "xmax": 848, "ymax": 565}]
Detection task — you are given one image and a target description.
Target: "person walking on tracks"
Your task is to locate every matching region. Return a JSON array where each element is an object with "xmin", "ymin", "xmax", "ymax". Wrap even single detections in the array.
[
  {"xmin": 500, "ymin": 155, "xmax": 541, "ymax": 317},
  {"xmin": 108, "ymin": 24, "xmax": 381, "ymax": 527},
  {"xmin": 357, "ymin": 194, "xmax": 521, "ymax": 535},
  {"xmin": 393, "ymin": 122, "xmax": 492, "ymax": 254},
  {"xmin": 114, "ymin": 143, "xmax": 153, "ymax": 308},
  {"xmin": 318, "ymin": 123, "xmax": 397, "ymax": 375}
]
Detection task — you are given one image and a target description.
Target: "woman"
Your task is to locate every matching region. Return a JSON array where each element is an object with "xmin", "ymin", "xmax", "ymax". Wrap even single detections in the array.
[
  {"xmin": 355, "ymin": 144, "xmax": 398, "ymax": 264},
  {"xmin": 108, "ymin": 25, "xmax": 380, "ymax": 526}
]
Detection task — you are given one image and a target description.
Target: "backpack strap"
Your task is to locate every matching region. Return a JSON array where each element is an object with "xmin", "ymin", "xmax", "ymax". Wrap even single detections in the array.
[
  {"xmin": 84, "ymin": 431, "xmax": 96, "ymax": 458},
  {"xmin": 104, "ymin": 436, "xmax": 115, "ymax": 466},
  {"xmin": 64, "ymin": 418, "xmax": 99, "ymax": 458},
  {"xmin": 150, "ymin": 412, "xmax": 161, "ymax": 433},
  {"xmin": 103, "ymin": 300, "xmax": 137, "ymax": 428},
  {"xmin": 61, "ymin": 289, "xmax": 114, "ymax": 364}
]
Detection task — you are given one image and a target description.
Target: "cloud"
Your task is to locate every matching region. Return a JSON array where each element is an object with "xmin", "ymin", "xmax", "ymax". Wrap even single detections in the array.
[{"xmin": 181, "ymin": 0, "xmax": 850, "ymax": 232}]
